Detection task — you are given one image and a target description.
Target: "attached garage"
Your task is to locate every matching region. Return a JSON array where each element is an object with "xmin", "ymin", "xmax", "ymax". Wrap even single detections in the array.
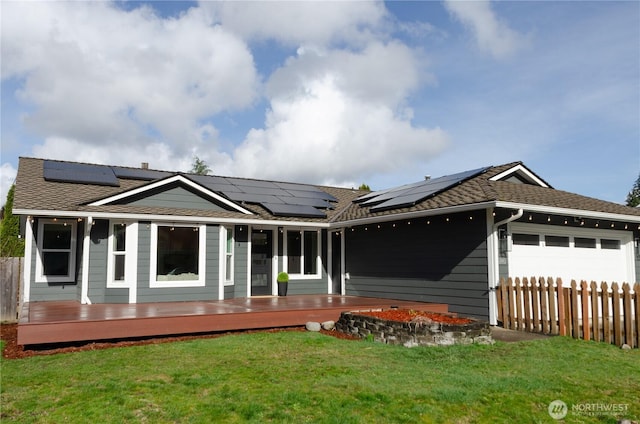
[{"xmin": 507, "ymin": 222, "xmax": 635, "ymax": 285}]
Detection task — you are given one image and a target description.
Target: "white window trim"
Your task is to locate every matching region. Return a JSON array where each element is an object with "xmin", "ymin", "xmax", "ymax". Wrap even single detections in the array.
[
  {"xmin": 149, "ymin": 223, "xmax": 207, "ymax": 288},
  {"xmin": 222, "ymin": 226, "xmax": 234, "ymax": 286},
  {"xmin": 283, "ymin": 228, "xmax": 322, "ymax": 280},
  {"xmin": 107, "ymin": 222, "xmax": 138, "ymax": 302},
  {"xmin": 35, "ymin": 218, "xmax": 77, "ymax": 283}
]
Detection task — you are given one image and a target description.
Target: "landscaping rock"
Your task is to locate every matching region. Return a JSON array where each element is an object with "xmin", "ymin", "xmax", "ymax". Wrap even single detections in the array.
[
  {"xmin": 321, "ymin": 320, "xmax": 335, "ymax": 331},
  {"xmin": 621, "ymin": 344, "xmax": 631, "ymax": 350},
  {"xmin": 305, "ymin": 321, "xmax": 321, "ymax": 332}
]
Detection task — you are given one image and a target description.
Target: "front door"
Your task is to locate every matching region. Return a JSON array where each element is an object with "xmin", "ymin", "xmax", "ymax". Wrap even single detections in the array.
[{"xmin": 251, "ymin": 230, "xmax": 273, "ymax": 296}]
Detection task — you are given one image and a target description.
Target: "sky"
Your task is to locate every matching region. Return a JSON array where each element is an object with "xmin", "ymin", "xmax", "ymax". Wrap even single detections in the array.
[{"xmin": 1, "ymin": 0, "xmax": 638, "ymax": 207}]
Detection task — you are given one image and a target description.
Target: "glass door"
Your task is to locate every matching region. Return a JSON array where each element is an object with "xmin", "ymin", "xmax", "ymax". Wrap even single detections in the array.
[{"xmin": 251, "ymin": 230, "xmax": 272, "ymax": 296}]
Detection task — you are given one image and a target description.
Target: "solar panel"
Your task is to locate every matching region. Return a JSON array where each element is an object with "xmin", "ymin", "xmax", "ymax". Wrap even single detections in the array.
[
  {"xmin": 261, "ymin": 203, "xmax": 327, "ymax": 218},
  {"xmin": 43, "ymin": 160, "xmax": 119, "ymax": 186},
  {"xmin": 365, "ymin": 167, "xmax": 489, "ymax": 212},
  {"xmin": 276, "ymin": 196, "xmax": 333, "ymax": 208},
  {"xmin": 284, "ymin": 188, "xmax": 337, "ymax": 202},
  {"xmin": 226, "ymin": 192, "xmax": 285, "ymax": 204},
  {"xmin": 112, "ymin": 167, "xmax": 171, "ymax": 180}
]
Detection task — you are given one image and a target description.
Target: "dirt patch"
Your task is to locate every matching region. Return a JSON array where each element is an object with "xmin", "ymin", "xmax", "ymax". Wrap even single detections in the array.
[
  {"xmin": 1, "ymin": 323, "xmax": 359, "ymax": 360},
  {"xmin": 358, "ymin": 309, "xmax": 474, "ymax": 325}
]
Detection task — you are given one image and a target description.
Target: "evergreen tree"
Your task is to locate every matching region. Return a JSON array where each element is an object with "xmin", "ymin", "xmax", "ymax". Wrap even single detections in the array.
[
  {"xmin": 358, "ymin": 183, "xmax": 371, "ymax": 191},
  {"xmin": 190, "ymin": 156, "xmax": 211, "ymax": 175},
  {"xmin": 0, "ymin": 185, "xmax": 25, "ymax": 257},
  {"xmin": 626, "ymin": 173, "xmax": 640, "ymax": 207}
]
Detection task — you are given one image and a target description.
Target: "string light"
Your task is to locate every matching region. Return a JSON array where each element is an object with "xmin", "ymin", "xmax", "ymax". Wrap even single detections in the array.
[{"xmin": 528, "ymin": 215, "xmax": 533, "ymax": 221}]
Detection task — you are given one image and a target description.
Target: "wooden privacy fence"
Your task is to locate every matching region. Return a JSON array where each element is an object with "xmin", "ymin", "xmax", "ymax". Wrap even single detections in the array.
[
  {"xmin": 497, "ymin": 277, "xmax": 639, "ymax": 348},
  {"xmin": 1, "ymin": 257, "xmax": 22, "ymax": 323}
]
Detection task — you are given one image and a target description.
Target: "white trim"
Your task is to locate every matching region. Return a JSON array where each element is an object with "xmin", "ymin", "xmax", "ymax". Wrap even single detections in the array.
[
  {"xmin": 218, "ymin": 226, "xmax": 225, "ymax": 300},
  {"xmin": 333, "ymin": 202, "xmax": 499, "ymax": 228},
  {"xmin": 106, "ymin": 221, "xmax": 138, "ymax": 303},
  {"xmin": 486, "ymin": 209, "xmax": 499, "ymax": 325},
  {"xmin": 272, "ymin": 228, "xmax": 279, "ymax": 296},
  {"xmin": 489, "ymin": 164, "xmax": 549, "ymax": 187},
  {"xmin": 14, "ymin": 209, "xmax": 330, "ymax": 228},
  {"xmin": 340, "ymin": 229, "xmax": 346, "ymax": 295},
  {"xmin": 495, "ymin": 201, "xmax": 640, "ymax": 224},
  {"xmin": 327, "ymin": 230, "xmax": 334, "ymax": 294},
  {"xmin": 88, "ymin": 174, "xmax": 254, "ymax": 215},
  {"xmin": 127, "ymin": 222, "xmax": 138, "ymax": 303},
  {"xmin": 22, "ymin": 217, "xmax": 33, "ymax": 303},
  {"xmin": 81, "ymin": 217, "xmax": 92, "ymax": 304},
  {"xmin": 283, "ymin": 228, "xmax": 322, "ymax": 280},
  {"xmin": 35, "ymin": 218, "xmax": 77, "ymax": 283},
  {"xmin": 149, "ymin": 223, "xmax": 207, "ymax": 288},
  {"xmin": 246, "ymin": 225, "xmax": 252, "ymax": 297}
]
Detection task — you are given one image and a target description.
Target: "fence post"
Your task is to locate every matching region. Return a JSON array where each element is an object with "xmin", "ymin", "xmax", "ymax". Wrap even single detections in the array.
[
  {"xmin": 590, "ymin": 281, "xmax": 600, "ymax": 342},
  {"xmin": 580, "ymin": 280, "xmax": 590, "ymax": 341},
  {"xmin": 523, "ymin": 277, "xmax": 532, "ymax": 332},
  {"xmin": 541, "ymin": 277, "xmax": 549, "ymax": 334},
  {"xmin": 601, "ymin": 282, "xmax": 611, "ymax": 344},
  {"xmin": 546, "ymin": 277, "xmax": 562, "ymax": 334},
  {"xmin": 634, "ymin": 283, "xmax": 640, "ymax": 349},
  {"xmin": 570, "ymin": 280, "xmax": 580, "ymax": 339},
  {"xmin": 508, "ymin": 278, "xmax": 517, "ymax": 330},
  {"xmin": 622, "ymin": 283, "xmax": 632, "ymax": 347},
  {"xmin": 612, "ymin": 282, "xmax": 622, "ymax": 347},
  {"xmin": 496, "ymin": 277, "xmax": 504, "ymax": 324},
  {"xmin": 556, "ymin": 278, "xmax": 566, "ymax": 336},
  {"xmin": 500, "ymin": 278, "xmax": 511, "ymax": 329},
  {"xmin": 531, "ymin": 277, "xmax": 541, "ymax": 333}
]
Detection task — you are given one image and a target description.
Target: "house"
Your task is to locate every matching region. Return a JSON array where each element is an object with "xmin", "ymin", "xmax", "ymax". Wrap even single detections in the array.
[{"xmin": 13, "ymin": 157, "xmax": 640, "ymax": 326}]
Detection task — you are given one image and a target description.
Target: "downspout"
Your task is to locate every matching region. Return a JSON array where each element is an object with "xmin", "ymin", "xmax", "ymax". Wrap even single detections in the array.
[
  {"xmin": 81, "ymin": 217, "xmax": 92, "ymax": 305},
  {"xmin": 487, "ymin": 208, "xmax": 523, "ymax": 325}
]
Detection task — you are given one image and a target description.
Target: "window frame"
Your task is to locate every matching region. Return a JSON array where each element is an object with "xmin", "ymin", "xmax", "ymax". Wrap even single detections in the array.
[
  {"xmin": 149, "ymin": 223, "xmax": 207, "ymax": 288},
  {"xmin": 35, "ymin": 218, "xmax": 77, "ymax": 283},
  {"xmin": 107, "ymin": 221, "xmax": 132, "ymax": 287},
  {"xmin": 284, "ymin": 229, "xmax": 321, "ymax": 279},
  {"xmin": 223, "ymin": 226, "xmax": 234, "ymax": 286}
]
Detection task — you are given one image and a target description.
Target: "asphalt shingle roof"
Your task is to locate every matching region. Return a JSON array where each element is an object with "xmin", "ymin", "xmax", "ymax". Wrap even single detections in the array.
[{"xmin": 14, "ymin": 157, "xmax": 640, "ymax": 224}]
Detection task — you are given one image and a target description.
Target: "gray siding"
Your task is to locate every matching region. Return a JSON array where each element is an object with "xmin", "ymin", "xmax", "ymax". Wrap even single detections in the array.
[
  {"xmin": 87, "ymin": 220, "xmax": 129, "ymax": 303},
  {"xmin": 344, "ymin": 210, "xmax": 490, "ymax": 320},
  {"xmin": 136, "ymin": 223, "xmax": 220, "ymax": 302},
  {"xmin": 231, "ymin": 225, "xmax": 249, "ymax": 299},
  {"xmin": 122, "ymin": 185, "xmax": 229, "ymax": 212}
]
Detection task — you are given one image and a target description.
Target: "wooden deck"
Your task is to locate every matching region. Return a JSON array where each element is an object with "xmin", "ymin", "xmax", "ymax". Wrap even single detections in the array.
[{"xmin": 17, "ymin": 296, "xmax": 448, "ymax": 345}]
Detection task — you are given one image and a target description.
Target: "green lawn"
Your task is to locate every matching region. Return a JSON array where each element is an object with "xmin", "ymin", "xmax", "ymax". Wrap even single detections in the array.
[{"xmin": 1, "ymin": 331, "xmax": 638, "ymax": 423}]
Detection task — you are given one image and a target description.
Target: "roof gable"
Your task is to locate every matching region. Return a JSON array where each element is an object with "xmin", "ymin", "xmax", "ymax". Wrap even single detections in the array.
[
  {"xmin": 88, "ymin": 175, "xmax": 254, "ymax": 214},
  {"xmin": 488, "ymin": 163, "xmax": 550, "ymax": 188}
]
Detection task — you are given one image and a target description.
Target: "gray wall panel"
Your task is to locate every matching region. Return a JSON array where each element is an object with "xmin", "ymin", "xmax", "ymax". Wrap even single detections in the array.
[
  {"xmin": 344, "ymin": 210, "xmax": 490, "ymax": 320},
  {"xmin": 124, "ymin": 185, "xmax": 228, "ymax": 212}
]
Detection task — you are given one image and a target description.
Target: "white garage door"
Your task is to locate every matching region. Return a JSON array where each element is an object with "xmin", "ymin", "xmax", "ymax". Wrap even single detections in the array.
[{"xmin": 507, "ymin": 223, "xmax": 635, "ymax": 285}]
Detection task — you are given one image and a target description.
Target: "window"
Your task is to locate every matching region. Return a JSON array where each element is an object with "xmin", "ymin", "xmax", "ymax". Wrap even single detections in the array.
[
  {"xmin": 574, "ymin": 237, "xmax": 596, "ymax": 249},
  {"xmin": 512, "ymin": 233, "xmax": 539, "ymax": 246},
  {"xmin": 286, "ymin": 230, "xmax": 320, "ymax": 277},
  {"xmin": 601, "ymin": 239, "xmax": 621, "ymax": 250},
  {"xmin": 545, "ymin": 235, "xmax": 569, "ymax": 247},
  {"xmin": 224, "ymin": 226, "xmax": 234, "ymax": 284},
  {"xmin": 36, "ymin": 219, "xmax": 77, "ymax": 283},
  {"xmin": 110, "ymin": 224, "xmax": 126, "ymax": 283},
  {"xmin": 150, "ymin": 224, "xmax": 206, "ymax": 287}
]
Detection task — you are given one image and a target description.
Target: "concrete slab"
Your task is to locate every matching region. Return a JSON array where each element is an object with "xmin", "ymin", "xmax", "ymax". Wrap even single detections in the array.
[{"xmin": 491, "ymin": 326, "xmax": 551, "ymax": 342}]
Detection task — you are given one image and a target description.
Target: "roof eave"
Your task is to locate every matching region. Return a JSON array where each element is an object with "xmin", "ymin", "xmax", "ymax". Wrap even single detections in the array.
[
  {"xmin": 12, "ymin": 208, "xmax": 330, "ymax": 228},
  {"xmin": 495, "ymin": 201, "xmax": 640, "ymax": 223}
]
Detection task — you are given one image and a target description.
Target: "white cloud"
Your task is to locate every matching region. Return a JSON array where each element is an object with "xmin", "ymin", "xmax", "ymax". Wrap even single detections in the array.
[
  {"xmin": 233, "ymin": 67, "xmax": 448, "ymax": 186},
  {"xmin": 200, "ymin": 1, "xmax": 388, "ymax": 47},
  {"xmin": 0, "ymin": 163, "xmax": 18, "ymax": 206},
  {"xmin": 2, "ymin": 1, "xmax": 258, "ymax": 154},
  {"xmin": 3, "ymin": 1, "xmax": 449, "ymax": 187},
  {"xmin": 444, "ymin": 0, "xmax": 526, "ymax": 59}
]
